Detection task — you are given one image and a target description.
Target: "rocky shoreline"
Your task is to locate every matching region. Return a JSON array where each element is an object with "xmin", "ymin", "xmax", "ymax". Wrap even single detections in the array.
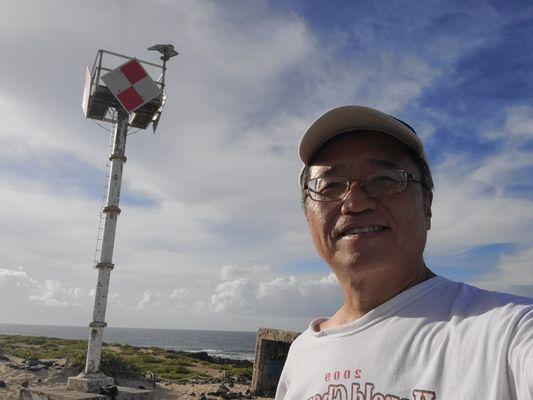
[{"xmin": 0, "ymin": 335, "xmax": 273, "ymax": 400}]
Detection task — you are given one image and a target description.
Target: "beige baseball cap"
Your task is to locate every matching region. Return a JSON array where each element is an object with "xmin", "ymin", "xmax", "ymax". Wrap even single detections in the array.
[{"xmin": 299, "ymin": 105, "xmax": 428, "ymax": 165}]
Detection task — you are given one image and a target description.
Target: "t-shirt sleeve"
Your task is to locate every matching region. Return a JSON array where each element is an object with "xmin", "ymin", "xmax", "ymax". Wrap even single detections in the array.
[
  {"xmin": 275, "ymin": 364, "xmax": 289, "ymax": 400},
  {"xmin": 508, "ymin": 308, "xmax": 533, "ymax": 399},
  {"xmin": 275, "ymin": 341, "xmax": 297, "ymax": 400}
]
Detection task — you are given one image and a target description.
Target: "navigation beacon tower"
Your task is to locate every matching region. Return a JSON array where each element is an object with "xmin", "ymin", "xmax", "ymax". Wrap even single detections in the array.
[{"xmin": 68, "ymin": 45, "xmax": 178, "ymax": 393}]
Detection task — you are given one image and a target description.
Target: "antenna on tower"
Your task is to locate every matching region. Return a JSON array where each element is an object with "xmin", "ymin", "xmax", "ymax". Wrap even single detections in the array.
[
  {"xmin": 147, "ymin": 44, "xmax": 178, "ymax": 132},
  {"xmin": 148, "ymin": 43, "xmax": 179, "ymax": 61},
  {"xmin": 70, "ymin": 46, "xmax": 177, "ymax": 395}
]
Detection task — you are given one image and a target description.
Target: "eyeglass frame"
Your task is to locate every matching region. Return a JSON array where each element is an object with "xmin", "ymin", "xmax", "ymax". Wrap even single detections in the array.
[{"xmin": 303, "ymin": 168, "xmax": 422, "ymax": 202}]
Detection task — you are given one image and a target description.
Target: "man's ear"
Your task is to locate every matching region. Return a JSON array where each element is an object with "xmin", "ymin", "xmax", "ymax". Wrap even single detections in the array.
[{"xmin": 424, "ymin": 191, "xmax": 433, "ymax": 230}]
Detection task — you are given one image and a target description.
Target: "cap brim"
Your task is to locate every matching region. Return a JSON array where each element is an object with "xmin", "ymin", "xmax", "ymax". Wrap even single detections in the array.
[{"xmin": 299, "ymin": 106, "xmax": 427, "ymax": 165}]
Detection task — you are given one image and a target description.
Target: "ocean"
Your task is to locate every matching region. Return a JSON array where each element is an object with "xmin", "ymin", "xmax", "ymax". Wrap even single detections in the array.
[{"xmin": 0, "ymin": 323, "xmax": 257, "ymax": 361}]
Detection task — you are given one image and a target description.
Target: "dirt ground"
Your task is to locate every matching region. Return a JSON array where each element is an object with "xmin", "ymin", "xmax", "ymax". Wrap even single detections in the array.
[
  {"xmin": 0, "ymin": 356, "xmax": 272, "ymax": 400},
  {"xmin": 0, "ymin": 356, "xmax": 68, "ymax": 400}
]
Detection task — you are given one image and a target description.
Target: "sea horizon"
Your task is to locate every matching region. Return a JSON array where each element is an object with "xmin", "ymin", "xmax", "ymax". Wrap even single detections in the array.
[
  {"xmin": 0, "ymin": 323, "xmax": 257, "ymax": 361},
  {"xmin": 0, "ymin": 321, "xmax": 257, "ymax": 334}
]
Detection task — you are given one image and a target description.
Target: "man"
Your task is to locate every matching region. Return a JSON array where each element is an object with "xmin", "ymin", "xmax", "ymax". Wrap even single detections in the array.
[{"xmin": 275, "ymin": 106, "xmax": 533, "ymax": 400}]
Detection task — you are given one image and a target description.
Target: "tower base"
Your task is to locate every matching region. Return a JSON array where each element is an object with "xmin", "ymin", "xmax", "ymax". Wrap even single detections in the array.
[
  {"xmin": 21, "ymin": 385, "xmax": 152, "ymax": 400},
  {"xmin": 67, "ymin": 372, "xmax": 114, "ymax": 393}
]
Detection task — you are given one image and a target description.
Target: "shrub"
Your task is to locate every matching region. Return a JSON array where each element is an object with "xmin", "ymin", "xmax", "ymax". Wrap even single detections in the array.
[{"xmin": 69, "ymin": 350, "xmax": 143, "ymax": 379}]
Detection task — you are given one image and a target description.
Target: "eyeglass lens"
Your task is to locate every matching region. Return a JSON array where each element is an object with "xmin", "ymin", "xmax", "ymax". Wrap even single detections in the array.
[{"xmin": 308, "ymin": 169, "xmax": 409, "ymax": 201}]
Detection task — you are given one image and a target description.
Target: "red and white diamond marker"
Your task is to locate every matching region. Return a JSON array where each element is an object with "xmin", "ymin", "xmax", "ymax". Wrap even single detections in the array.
[{"xmin": 102, "ymin": 59, "xmax": 161, "ymax": 113}]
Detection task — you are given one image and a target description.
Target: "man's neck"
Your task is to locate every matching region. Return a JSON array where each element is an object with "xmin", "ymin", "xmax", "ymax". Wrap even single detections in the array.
[{"xmin": 320, "ymin": 264, "xmax": 435, "ymax": 331}]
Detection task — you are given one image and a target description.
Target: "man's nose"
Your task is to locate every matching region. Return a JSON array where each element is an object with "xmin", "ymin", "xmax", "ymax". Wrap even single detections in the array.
[{"xmin": 340, "ymin": 181, "xmax": 377, "ymax": 215}]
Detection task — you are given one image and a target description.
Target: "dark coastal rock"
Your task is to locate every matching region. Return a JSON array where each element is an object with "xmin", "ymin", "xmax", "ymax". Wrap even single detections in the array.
[
  {"xmin": 41, "ymin": 361, "xmax": 54, "ymax": 367},
  {"xmin": 224, "ymin": 392, "xmax": 244, "ymax": 399},
  {"xmin": 21, "ymin": 359, "xmax": 53, "ymax": 372},
  {"xmin": 20, "ymin": 358, "xmax": 54, "ymax": 372},
  {"xmin": 234, "ymin": 377, "xmax": 248, "ymax": 386},
  {"xmin": 188, "ymin": 351, "xmax": 212, "ymax": 362},
  {"xmin": 208, "ymin": 389, "xmax": 245, "ymax": 399},
  {"xmin": 0, "ymin": 380, "xmax": 6, "ymax": 388},
  {"xmin": 100, "ymin": 385, "xmax": 118, "ymax": 397},
  {"xmin": 211, "ymin": 357, "xmax": 252, "ymax": 368},
  {"xmin": 218, "ymin": 384, "xmax": 229, "ymax": 392}
]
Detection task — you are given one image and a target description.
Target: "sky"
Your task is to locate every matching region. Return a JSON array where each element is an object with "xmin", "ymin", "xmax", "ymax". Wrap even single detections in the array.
[{"xmin": 1, "ymin": 0, "xmax": 532, "ymax": 333}]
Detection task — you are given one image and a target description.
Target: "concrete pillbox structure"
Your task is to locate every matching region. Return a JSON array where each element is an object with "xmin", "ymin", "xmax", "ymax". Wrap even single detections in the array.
[{"xmin": 251, "ymin": 328, "xmax": 300, "ymax": 396}]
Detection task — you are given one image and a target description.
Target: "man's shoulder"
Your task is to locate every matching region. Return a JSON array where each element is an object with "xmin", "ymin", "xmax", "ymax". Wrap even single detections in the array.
[
  {"xmin": 433, "ymin": 276, "xmax": 533, "ymax": 320},
  {"xmin": 440, "ymin": 277, "xmax": 532, "ymax": 303},
  {"xmin": 285, "ymin": 321, "xmax": 321, "ymax": 350}
]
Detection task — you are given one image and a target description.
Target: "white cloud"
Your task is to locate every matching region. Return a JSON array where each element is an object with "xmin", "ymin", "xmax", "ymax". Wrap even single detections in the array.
[
  {"xmin": 134, "ymin": 288, "xmax": 195, "ymax": 313},
  {"xmin": 428, "ymin": 105, "xmax": 533, "ymax": 258},
  {"xmin": 0, "ymin": 0, "xmax": 320, "ymax": 283},
  {"xmin": 0, "ymin": 263, "xmax": 338, "ymax": 321},
  {"xmin": 421, "ymin": 103, "xmax": 533, "ymax": 303},
  {"xmin": 417, "ymin": 122, "xmax": 437, "ymax": 141},
  {"xmin": 256, "ymin": 273, "xmax": 342, "ymax": 317},
  {"xmin": 483, "ymin": 106, "xmax": 533, "ymax": 143},
  {"xmin": 1, "ymin": 0, "xmax": 527, "ymax": 331},
  {"xmin": 0, "ymin": 267, "xmax": 30, "ymax": 282},
  {"xmin": 0, "ymin": 268, "xmax": 89, "ymax": 308},
  {"xmin": 28, "ymin": 280, "xmax": 84, "ymax": 307},
  {"xmin": 136, "ymin": 290, "xmax": 155, "ymax": 311},
  {"xmin": 169, "ymin": 288, "xmax": 189, "ymax": 299},
  {"xmin": 208, "ymin": 279, "xmax": 256, "ymax": 314},
  {"xmin": 471, "ymin": 246, "xmax": 533, "ymax": 298},
  {"xmin": 204, "ymin": 272, "xmax": 342, "ymax": 318},
  {"xmin": 429, "ymin": 164, "xmax": 533, "ymax": 256},
  {"xmin": 220, "ymin": 264, "xmax": 271, "ymax": 281}
]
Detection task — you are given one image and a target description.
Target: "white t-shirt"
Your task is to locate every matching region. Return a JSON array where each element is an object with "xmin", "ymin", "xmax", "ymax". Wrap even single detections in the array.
[{"xmin": 275, "ymin": 276, "xmax": 533, "ymax": 400}]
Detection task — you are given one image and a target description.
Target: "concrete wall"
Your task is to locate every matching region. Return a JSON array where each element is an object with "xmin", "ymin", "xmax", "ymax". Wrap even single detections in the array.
[{"xmin": 251, "ymin": 328, "xmax": 300, "ymax": 396}]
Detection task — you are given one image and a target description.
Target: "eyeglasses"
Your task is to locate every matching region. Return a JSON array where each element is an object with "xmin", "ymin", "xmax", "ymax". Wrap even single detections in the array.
[{"xmin": 305, "ymin": 169, "xmax": 421, "ymax": 202}]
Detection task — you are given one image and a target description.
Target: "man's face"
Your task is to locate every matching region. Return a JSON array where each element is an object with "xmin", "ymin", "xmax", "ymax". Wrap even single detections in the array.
[{"xmin": 305, "ymin": 132, "xmax": 432, "ymax": 280}]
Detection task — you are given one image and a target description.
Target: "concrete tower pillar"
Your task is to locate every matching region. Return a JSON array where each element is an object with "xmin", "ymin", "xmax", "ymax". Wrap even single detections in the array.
[{"xmin": 67, "ymin": 110, "xmax": 129, "ymax": 393}]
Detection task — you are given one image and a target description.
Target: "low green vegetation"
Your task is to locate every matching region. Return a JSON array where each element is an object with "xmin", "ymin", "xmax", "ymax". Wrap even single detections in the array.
[
  {"xmin": 0, "ymin": 334, "xmax": 252, "ymax": 382},
  {"xmin": 0, "ymin": 334, "xmax": 87, "ymax": 359},
  {"xmin": 69, "ymin": 349, "xmax": 144, "ymax": 379}
]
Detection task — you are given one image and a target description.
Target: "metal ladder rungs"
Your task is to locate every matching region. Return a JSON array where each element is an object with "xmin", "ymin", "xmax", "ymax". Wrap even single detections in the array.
[{"xmin": 92, "ymin": 134, "xmax": 114, "ymax": 269}]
